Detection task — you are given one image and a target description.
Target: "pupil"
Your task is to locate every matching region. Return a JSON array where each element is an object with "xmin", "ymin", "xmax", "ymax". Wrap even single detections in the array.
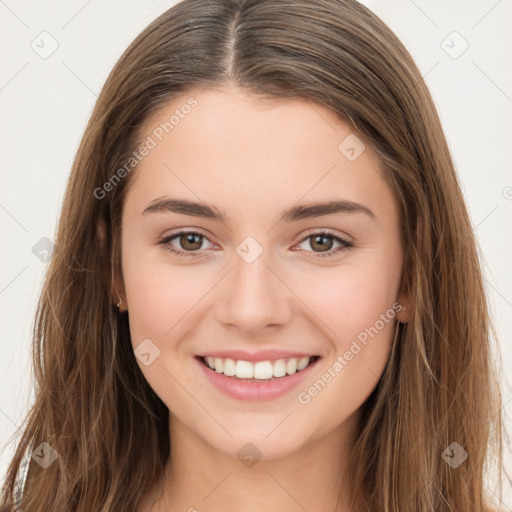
[
  {"xmin": 313, "ymin": 235, "xmax": 332, "ymax": 251},
  {"xmin": 182, "ymin": 233, "xmax": 201, "ymax": 250}
]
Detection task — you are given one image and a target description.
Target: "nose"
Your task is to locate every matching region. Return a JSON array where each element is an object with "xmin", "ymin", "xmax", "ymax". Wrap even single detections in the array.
[{"xmin": 216, "ymin": 247, "xmax": 292, "ymax": 335}]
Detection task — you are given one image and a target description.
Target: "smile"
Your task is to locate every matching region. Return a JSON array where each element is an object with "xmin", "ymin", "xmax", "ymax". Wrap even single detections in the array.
[
  {"xmin": 195, "ymin": 355, "xmax": 321, "ymax": 401},
  {"xmin": 200, "ymin": 355, "xmax": 320, "ymax": 380}
]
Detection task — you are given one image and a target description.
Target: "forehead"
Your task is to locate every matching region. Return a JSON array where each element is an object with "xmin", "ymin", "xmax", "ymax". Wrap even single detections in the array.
[
  {"xmin": 126, "ymin": 85, "xmax": 394, "ymax": 223},
  {"xmin": 140, "ymin": 85, "xmax": 361, "ymax": 157}
]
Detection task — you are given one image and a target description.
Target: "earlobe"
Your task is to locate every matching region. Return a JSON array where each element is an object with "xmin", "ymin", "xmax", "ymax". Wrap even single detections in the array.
[
  {"xmin": 395, "ymin": 293, "xmax": 412, "ymax": 323},
  {"xmin": 97, "ymin": 219, "xmax": 127, "ymax": 311},
  {"xmin": 112, "ymin": 273, "xmax": 127, "ymax": 311}
]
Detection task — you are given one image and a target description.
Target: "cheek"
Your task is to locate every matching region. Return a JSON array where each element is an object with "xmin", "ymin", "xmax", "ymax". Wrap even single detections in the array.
[
  {"xmin": 290, "ymin": 253, "xmax": 402, "ymax": 409},
  {"xmin": 299, "ymin": 263, "xmax": 400, "ymax": 345},
  {"xmin": 123, "ymin": 258, "xmax": 208, "ymax": 344},
  {"xmin": 293, "ymin": 267, "xmax": 400, "ymax": 430},
  {"xmin": 121, "ymin": 251, "xmax": 211, "ymax": 405}
]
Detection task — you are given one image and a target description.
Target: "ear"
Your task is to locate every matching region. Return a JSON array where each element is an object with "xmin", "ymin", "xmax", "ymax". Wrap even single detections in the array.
[
  {"xmin": 97, "ymin": 218, "xmax": 108, "ymax": 253},
  {"xmin": 97, "ymin": 219, "xmax": 126, "ymax": 304},
  {"xmin": 395, "ymin": 288, "xmax": 412, "ymax": 323}
]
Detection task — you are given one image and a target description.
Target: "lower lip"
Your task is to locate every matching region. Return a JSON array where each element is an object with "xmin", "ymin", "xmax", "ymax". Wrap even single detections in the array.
[{"xmin": 195, "ymin": 356, "xmax": 320, "ymax": 401}]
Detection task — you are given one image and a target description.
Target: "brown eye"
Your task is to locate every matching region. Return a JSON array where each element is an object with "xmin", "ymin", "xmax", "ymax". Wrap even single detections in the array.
[
  {"xmin": 177, "ymin": 232, "xmax": 204, "ymax": 251},
  {"xmin": 297, "ymin": 231, "xmax": 354, "ymax": 258},
  {"xmin": 158, "ymin": 230, "xmax": 213, "ymax": 258},
  {"xmin": 309, "ymin": 233, "xmax": 335, "ymax": 252}
]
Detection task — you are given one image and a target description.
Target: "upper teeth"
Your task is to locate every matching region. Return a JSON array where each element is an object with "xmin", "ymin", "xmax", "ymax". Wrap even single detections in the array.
[{"xmin": 204, "ymin": 356, "xmax": 312, "ymax": 379}]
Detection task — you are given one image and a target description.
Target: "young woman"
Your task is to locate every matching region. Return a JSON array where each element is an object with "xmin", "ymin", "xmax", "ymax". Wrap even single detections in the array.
[{"xmin": 0, "ymin": 0, "xmax": 507, "ymax": 510}]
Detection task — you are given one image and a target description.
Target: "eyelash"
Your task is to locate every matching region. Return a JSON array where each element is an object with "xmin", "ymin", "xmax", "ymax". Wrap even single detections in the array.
[{"xmin": 157, "ymin": 229, "xmax": 354, "ymax": 259}]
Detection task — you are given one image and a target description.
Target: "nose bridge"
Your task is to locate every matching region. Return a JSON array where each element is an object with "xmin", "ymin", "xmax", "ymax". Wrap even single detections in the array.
[
  {"xmin": 234, "ymin": 249, "xmax": 273, "ymax": 301},
  {"xmin": 217, "ymin": 237, "xmax": 291, "ymax": 332}
]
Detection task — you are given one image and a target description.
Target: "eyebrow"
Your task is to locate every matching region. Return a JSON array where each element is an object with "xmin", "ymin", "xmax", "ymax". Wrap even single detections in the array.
[{"xmin": 141, "ymin": 197, "xmax": 376, "ymax": 222}]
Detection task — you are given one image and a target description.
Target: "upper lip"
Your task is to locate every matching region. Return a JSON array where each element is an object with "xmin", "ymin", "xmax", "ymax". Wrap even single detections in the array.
[{"xmin": 197, "ymin": 349, "xmax": 320, "ymax": 363}]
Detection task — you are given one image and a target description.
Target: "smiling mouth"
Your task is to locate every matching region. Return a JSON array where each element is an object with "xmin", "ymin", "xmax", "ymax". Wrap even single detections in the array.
[{"xmin": 196, "ymin": 355, "xmax": 321, "ymax": 382}]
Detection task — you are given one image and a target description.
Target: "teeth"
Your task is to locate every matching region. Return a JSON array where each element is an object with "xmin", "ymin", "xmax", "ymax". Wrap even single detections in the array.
[
  {"xmin": 286, "ymin": 358, "xmax": 298, "ymax": 374},
  {"xmin": 213, "ymin": 357, "xmax": 224, "ymax": 374},
  {"xmin": 203, "ymin": 356, "xmax": 314, "ymax": 379},
  {"xmin": 273, "ymin": 359, "xmax": 287, "ymax": 377},
  {"xmin": 222, "ymin": 358, "xmax": 236, "ymax": 376},
  {"xmin": 237, "ymin": 360, "xmax": 255, "ymax": 378},
  {"xmin": 297, "ymin": 357, "xmax": 310, "ymax": 370}
]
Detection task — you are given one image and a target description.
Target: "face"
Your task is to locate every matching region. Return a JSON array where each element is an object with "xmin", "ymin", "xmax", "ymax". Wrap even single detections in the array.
[{"xmin": 114, "ymin": 85, "xmax": 409, "ymax": 461}]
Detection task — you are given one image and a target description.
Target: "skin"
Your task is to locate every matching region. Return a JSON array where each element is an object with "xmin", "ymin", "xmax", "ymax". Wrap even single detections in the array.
[{"xmin": 108, "ymin": 85, "xmax": 411, "ymax": 511}]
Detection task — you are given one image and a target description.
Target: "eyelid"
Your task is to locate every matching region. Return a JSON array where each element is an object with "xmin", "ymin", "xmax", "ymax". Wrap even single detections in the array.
[
  {"xmin": 159, "ymin": 227, "xmax": 352, "ymax": 244},
  {"xmin": 158, "ymin": 227, "xmax": 213, "ymax": 241},
  {"xmin": 298, "ymin": 227, "xmax": 353, "ymax": 244}
]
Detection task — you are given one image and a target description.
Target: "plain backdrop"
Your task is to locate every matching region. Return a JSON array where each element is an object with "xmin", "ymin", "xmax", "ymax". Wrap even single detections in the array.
[{"xmin": 1, "ymin": 0, "xmax": 511, "ymax": 507}]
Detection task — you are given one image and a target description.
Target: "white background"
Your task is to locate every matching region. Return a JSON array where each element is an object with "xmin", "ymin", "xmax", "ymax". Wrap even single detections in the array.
[{"xmin": 1, "ymin": 0, "xmax": 511, "ymax": 508}]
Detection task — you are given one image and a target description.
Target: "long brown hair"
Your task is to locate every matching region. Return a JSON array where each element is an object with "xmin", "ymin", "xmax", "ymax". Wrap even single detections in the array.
[{"xmin": 0, "ymin": 0, "xmax": 507, "ymax": 510}]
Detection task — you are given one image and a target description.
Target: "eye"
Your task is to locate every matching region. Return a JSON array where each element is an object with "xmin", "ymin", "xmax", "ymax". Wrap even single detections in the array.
[
  {"xmin": 157, "ymin": 229, "xmax": 354, "ymax": 259},
  {"xmin": 157, "ymin": 230, "xmax": 214, "ymax": 258},
  {"xmin": 294, "ymin": 230, "xmax": 354, "ymax": 258}
]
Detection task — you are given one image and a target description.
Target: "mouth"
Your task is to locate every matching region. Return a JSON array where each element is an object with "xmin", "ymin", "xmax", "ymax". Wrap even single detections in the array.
[
  {"xmin": 195, "ymin": 354, "xmax": 321, "ymax": 387},
  {"xmin": 195, "ymin": 353, "xmax": 321, "ymax": 400}
]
